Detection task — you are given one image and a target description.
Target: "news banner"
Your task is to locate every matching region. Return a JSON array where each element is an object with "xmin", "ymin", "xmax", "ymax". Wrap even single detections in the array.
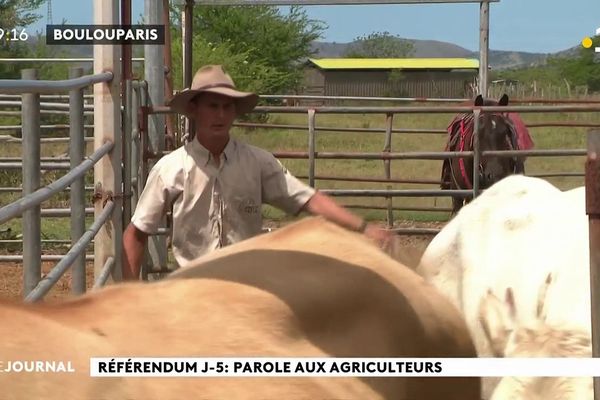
[{"xmin": 90, "ymin": 357, "xmax": 600, "ymax": 377}]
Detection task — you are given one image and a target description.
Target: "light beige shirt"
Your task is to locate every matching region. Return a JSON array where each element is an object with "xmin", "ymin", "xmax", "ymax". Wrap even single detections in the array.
[{"xmin": 131, "ymin": 137, "xmax": 316, "ymax": 267}]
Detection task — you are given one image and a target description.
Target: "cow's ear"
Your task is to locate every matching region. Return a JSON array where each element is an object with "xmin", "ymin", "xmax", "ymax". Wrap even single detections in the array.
[
  {"xmin": 474, "ymin": 95, "xmax": 484, "ymax": 106},
  {"xmin": 478, "ymin": 288, "xmax": 515, "ymax": 357},
  {"xmin": 499, "ymin": 94, "xmax": 509, "ymax": 106},
  {"xmin": 536, "ymin": 273, "xmax": 553, "ymax": 321},
  {"xmin": 505, "ymin": 287, "xmax": 517, "ymax": 322}
]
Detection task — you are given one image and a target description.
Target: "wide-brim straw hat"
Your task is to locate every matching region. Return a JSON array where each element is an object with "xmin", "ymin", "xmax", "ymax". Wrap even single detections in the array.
[{"xmin": 168, "ymin": 65, "xmax": 259, "ymax": 117}]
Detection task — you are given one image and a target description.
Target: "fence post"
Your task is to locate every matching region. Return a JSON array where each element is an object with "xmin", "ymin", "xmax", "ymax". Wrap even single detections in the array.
[
  {"xmin": 21, "ymin": 68, "xmax": 41, "ymax": 298},
  {"xmin": 384, "ymin": 113, "xmax": 394, "ymax": 228},
  {"xmin": 93, "ymin": 0, "xmax": 123, "ymax": 282},
  {"xmin": 131, "ymin": 82, "xmax": 140, "ymax": 210},
  {"xmin": 472, "ymin": 109, "xmax": 481, "ymax": 199},
  {"xmin": 182, "ymin": 0, "xmax": 194, "ymax": 142},
  {"xmin": 143, "ymin": 0, "xmax": 169, "ymax": 278},
  {"xmin": 69, "ymin": 67, "xmax": 86, "ymax": 295},
  {"xmin": 123, "ymin": 78, "xmax": 133, "ymax": 227},
  {"xmin": 479, "ymin": 1, "xmax": 490, "ymax": 97},
  {"xmin": 308, "ymin": 109, "xmax": 316, "ymax": 187},
  {"xmin": 585, "ymin": 129, "xmax": 600, "ymax": 400}
]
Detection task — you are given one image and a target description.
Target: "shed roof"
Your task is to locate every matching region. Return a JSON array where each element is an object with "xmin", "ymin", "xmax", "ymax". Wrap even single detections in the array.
[{"xmin": 307, "ymin": 58, "xmax": 479, "ymax": 70}]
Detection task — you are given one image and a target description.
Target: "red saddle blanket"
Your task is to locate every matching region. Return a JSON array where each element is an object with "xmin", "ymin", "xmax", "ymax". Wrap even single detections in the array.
[{"xmin": 445, "ymin": 113, "xmax": 534, "ymax": 151}]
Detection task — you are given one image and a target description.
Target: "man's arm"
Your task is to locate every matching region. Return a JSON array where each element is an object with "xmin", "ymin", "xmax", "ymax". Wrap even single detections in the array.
[
  {"xmin": 302, "ymin": 191, "xmax": 364, "ymax": 231},
  {"xmin": 302, "ymin": 191, "xmax": 394, "ymax": 246},
  {"xmin": 122, "ymin": 223, "xmax": 149, "ymax": 281},
  {"xmin": 259, "ymin": 153, "xmax": 394, "ymax": 246}
]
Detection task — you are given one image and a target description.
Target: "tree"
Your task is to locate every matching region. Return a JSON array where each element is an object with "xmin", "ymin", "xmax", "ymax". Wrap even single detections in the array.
[
  {"xmin": 0, "ymin": 0, "xmax": 44, "ymax": 28},
  {"xmin": 345, "ymin": 31, "xmax": 414, "ymax": 58},
  {"xmin": 0, "ymin": 0, "xmax": 44, "ymax": 79},
  {"xmin": 169, "ymin": 5, "xmax": 326, "ymax": 95},
  {"xmin": 495, "ymin": 35, "xmax": 600, "ymax": 93}
]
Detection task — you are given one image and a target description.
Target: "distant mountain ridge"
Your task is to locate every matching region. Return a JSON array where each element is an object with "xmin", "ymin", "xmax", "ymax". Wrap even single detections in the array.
[
  {"xmin": 311, "ymin": 38, "xmax": 578, "ymax": 70},
  {"xmin": 28, "ymin": 35, "xmax": 576, "ymax": 71}
]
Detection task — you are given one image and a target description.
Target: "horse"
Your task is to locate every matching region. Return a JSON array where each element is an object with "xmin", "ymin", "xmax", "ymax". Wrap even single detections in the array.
[{"xmin": 441, "ymin": 94, "xmax": 534, "ymax": 215}]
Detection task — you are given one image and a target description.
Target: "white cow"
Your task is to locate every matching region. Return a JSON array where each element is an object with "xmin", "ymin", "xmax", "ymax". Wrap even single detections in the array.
[
  {"xmin": 478, "ymin": 287, "xmax": 592, "ymax": 400},
  {"xmin": 417, "ymin": 175, "xmax": 591, "ymax": 398}
]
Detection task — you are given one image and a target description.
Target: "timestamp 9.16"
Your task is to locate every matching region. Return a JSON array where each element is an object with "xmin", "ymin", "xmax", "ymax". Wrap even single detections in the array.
[{"xmin": 0, "ymin": 28, "xmax": 29, "ymax": 42}]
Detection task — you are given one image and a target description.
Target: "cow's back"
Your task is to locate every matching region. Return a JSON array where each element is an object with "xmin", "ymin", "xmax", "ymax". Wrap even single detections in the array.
[
  {"xmin": 418, "ymin": 176, "xmax": 589, "ymax": 361},
  {"xmin": 0, "ymin": 305, "xmax": 145, "ymax": 399},
  {"xmin": 6, "ymin": 217, "xmax": 480, "ymax": 400}
]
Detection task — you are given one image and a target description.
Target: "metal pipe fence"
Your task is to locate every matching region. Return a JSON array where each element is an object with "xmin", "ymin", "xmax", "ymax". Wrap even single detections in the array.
[
  {"xmin": 345, "ymin": 204, "xmax": 452, "ymax": 213},
  {"xmin": 0, "ymin": 239, "xmax": 94, "ymax": 245},
  {"xmin": 233, "ymin": 121, "xmax": 447, "ymax": 135},
  {"xmin": 296, "ymin": 175, "xmax": 442, "ymax": 185},
  {"xmin": 69, "ymin": 67, "xmax": 86, "ymax": 294},
  {"xmin": 0, "ymin": 68, "xmax": 116, "ymax": 300},
  {"xmin": 24, "ymin": 200, "xmax": 115, "ymax": 303},
  {"xmin": 0, "ymin": 187, "xmax": 95, "ymax": 194},
  {"xmin": 320, "ymin": 189, "xmax": 473, "ymax": 197},
  {"xmin": 0, "ymin": 110, "xmax": 94, "ymax": 116},
  {"xmin": 0, "ymin": 135, "xmax": 94, "ymax": 143},
  {"xmin": 0, "ymin": 141, "xmax": 113, "ymax": 224},
  {"xmin": 0, "ymin": 162, "xmax": 72, "ymax": 170},
  {"xmin": 3, "ymin": 76, "xmax": 596, "ymax": 298},
  {"xmin": 271, "ymin": 149, "xmax": 587, "ymax": 160},
  {"xmin": 0, "ymin": 255, "xmax": 94, "ymax": 262},
  {"xmin": 0, "ymin": 72, "xmax": 113, "ymax": 94},
  {"xmin": 0, "ymin": 100, "xmax": 94, "ymax": 111},
  {"xmin": 1, "ymin": 157, "xmax": 72, "ymax": 162},
  {"xmin": 249, "ymin": 104, "xmax": 600, "ymax": 114},
  {"xmin": 93, "ymin": 256, "xmax": 115, "ymax": 290},
  {"xmin": 0, "ymin": 58, "xmax": 144, "ymax": 63},
  {"xmin": 258, "ymin": 94, "xmax": 600, "ymax": 105},
  {"xmin": 0, "ymin": 125, "xmax": 94, "ymax": 130},
  {"xmin": 21, "ymin": 69, "xmax": 40, "ymax": 295},
  {"xmin": 146, "ymin": 102, "xmax": 593, "ymax": 230},
  {"xmin": 232, "ymin": 120, "xmax": 599, "ymax": 134}
]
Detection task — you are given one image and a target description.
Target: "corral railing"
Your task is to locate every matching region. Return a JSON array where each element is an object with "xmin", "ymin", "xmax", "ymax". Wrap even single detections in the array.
[
  {"xmin": 0, "ymin": 68, "xmax": 117, "ymax": 302},
  {"xmin": 146, "ymin": 103, "xmax": 595, "ymax": 238},
  {"xmin": 2, "ymin": 86, "xmax": 597, "ymax": 280}
]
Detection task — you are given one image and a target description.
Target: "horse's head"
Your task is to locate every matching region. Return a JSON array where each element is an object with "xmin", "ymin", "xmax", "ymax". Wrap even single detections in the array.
[{"xmin": 474, "ymin": 94, "xmax": 518, "ymax": 187}]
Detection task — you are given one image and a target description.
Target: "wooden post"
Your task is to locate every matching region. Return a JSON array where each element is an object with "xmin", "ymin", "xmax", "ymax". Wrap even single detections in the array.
[
  {"xmin": 93, "ymin": 0, "xmax": 122, "ymax": 282},
  {"xmin": 145, "ymin": 0, "xmax": 168, "ymax": 275},
  {"xmin": 478, "ymin": 1, "xmax": 489, "ymax": 97},
  {"xmin": 586, "ymin": 130, "xmax": 600, "ymax": 400}
]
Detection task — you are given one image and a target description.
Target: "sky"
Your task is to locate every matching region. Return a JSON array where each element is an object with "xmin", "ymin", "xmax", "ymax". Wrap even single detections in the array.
[{"xmin": 28, "ymin": 0, "xmax": 600, "ymax": 54}]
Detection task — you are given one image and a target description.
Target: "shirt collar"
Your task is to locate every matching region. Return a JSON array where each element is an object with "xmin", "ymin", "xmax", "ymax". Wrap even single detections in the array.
[{"xmin": 189, "ymin": 136, "xmax": 236, "ymax": 166}]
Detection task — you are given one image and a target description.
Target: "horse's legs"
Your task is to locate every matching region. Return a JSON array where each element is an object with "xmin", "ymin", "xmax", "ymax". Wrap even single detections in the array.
[{"xmin": 451, "ymin": 196, "xmax": 464, "ymax": 216}]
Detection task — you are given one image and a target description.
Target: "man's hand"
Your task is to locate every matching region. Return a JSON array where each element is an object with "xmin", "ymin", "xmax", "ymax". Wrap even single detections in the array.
[{"xmin": 363, "ymin": 223, "xmax": 395, "ymax": 248}]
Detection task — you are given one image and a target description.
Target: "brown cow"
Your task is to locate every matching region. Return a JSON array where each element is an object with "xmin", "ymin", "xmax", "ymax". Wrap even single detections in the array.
[{"xmin": 0, "ymin": 216, "xmax": 480, "ymax": 399}]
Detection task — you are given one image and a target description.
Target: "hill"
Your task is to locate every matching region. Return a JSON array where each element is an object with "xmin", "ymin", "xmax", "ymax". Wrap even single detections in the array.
[{"xmin": 310, "ymin": 38, "xmax": 575, "ymax": 70}]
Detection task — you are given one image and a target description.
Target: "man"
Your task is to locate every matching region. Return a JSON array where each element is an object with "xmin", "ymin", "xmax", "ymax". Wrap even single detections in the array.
[{"xmin": 122, "ymin": 65, "xmax": 394, "ymax": 280}]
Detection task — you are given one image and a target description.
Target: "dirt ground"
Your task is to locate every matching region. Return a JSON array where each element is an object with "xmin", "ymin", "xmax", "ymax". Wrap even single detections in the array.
[
  {"xmin": 0, "ymin": 220, "xmax": 442, "ymax": 303},
  {"xmin": 0, "ymin": 260, "xmax": 96, "ymax": 302}
]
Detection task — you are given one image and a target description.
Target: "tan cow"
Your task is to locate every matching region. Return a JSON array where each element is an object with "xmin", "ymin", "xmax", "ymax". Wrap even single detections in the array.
[{"xmin": 0, "ymin": 216, "xmax": 480, "ymax": 400}]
